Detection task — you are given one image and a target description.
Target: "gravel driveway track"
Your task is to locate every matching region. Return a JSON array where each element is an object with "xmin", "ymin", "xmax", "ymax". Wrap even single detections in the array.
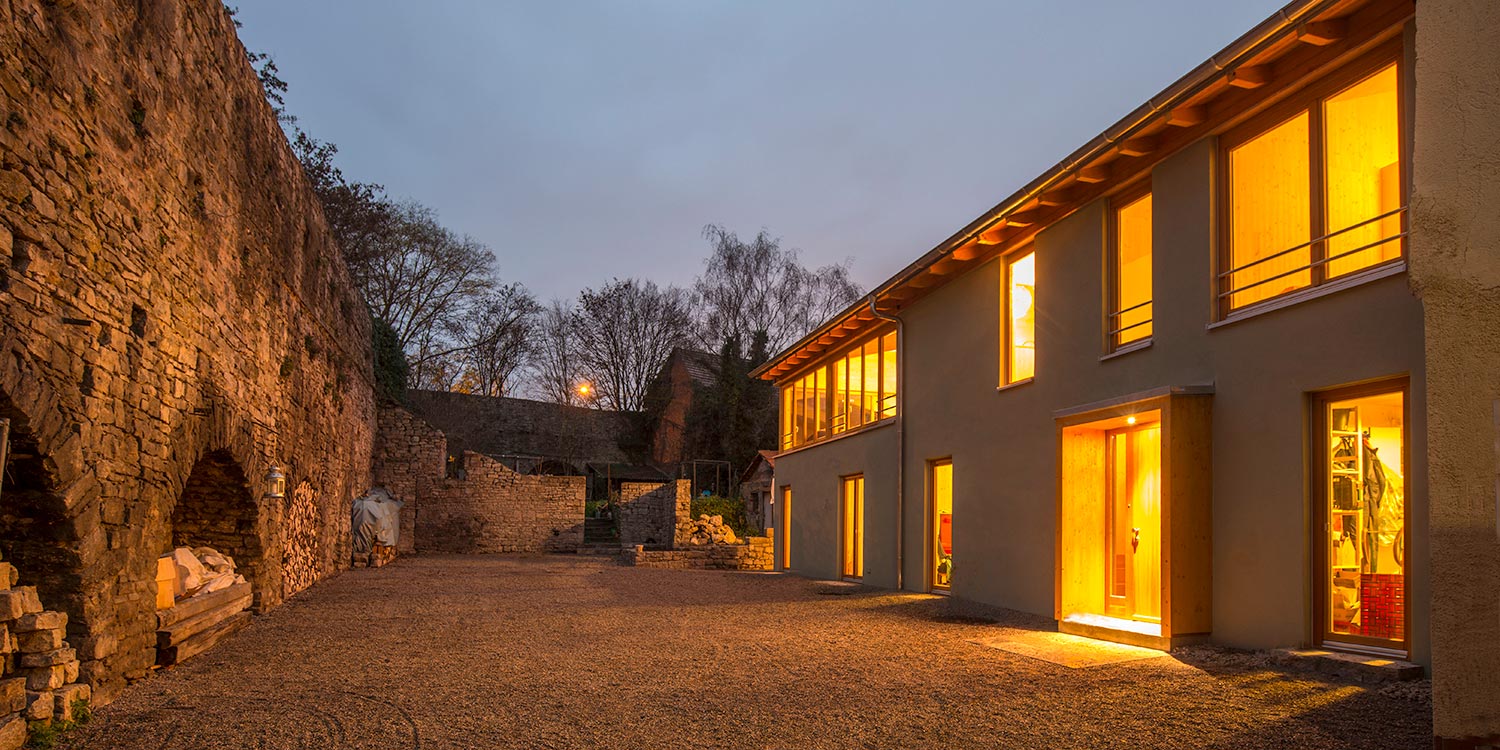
[{"xmin": 59, "ymin": 555, "xmax": 1430, "ymax": 749}]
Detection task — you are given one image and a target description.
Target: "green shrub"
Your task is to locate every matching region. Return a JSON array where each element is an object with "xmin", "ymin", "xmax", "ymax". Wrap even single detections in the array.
[{"xmin": 689, "ymin": 495, "xmax": 757, "ymax": 537}]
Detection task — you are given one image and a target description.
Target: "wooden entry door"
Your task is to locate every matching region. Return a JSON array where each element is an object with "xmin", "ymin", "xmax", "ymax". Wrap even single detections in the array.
[
  {"xmin": 1105, "ymin": 423, "xmax": 1162, "ymax": 622},
  {"xmin": 841, "ymin": 475, "xmax": 864, "ymax": 579}
]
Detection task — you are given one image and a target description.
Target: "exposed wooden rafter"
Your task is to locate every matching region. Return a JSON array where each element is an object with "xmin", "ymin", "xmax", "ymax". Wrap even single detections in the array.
[
  {"xmin": 1006, "ymin": 210, "xmax": 1038, "ymax": 228},
  {"xmin": 1076, "ymin": 165, "xmax": 1110, "ymax": 184},
  {"xmin": 1167, "ymin": 105, "xmax": 1206, "ymax": 127},
  {"xmin": 1297, "ymin": 18, "xmax": 1347, "ymax": 46},
  {"xmin": 1228, "ymin": 65, "xmax": 1271, "ymax": 89},
  {"xmin": 1118, "ymin": 137, "xmax": 1156, "ymax": 157},
  {"xmin": 952, "ymin": 240, "xmax": 985, "ymax": 261},
  {"xmin": 1038, "ymin": 187, "xmax": 1076, "ymax": 207}
]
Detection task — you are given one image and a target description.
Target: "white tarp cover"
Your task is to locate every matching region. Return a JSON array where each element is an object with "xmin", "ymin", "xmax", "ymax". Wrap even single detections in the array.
[
  {"xmin": 351, "ymin": 487, "xmax": 403, "ymax": 553},
  {"xmin": 169, "ymin": 546, "xmax": 246, "ymax": 600}
]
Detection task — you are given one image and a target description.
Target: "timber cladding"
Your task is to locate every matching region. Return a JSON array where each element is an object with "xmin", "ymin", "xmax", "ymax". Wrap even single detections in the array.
[{"xmin": 0, "ymin": 0, "xmax": 376, "ymax": 701}]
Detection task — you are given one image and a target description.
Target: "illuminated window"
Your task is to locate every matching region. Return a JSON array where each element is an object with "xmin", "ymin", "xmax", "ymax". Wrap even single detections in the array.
[
  {"xmin": 880, "ymin": 333, "xmax": 897, "ymax": 418},
  {"xmin": 1222, "ymin": 59, "xmax": 1403, "ymax": 315},
  {"xmin": 931, "ymin": 460, "xmax": 953, "ymax": 591},
  {"xmin": 1004, "ymin": 250, "xmax": 1036, "ymax": 384},
  {"xmin": 777, "ymin": 330, "xmax": 899, "ymax": 450},
  {"xmin": 1109, "ymin": 190, "xmax": 1153, "ymax": 350},
  {"xmin": 842, "ymin": 474, "xmax": 864, "ymax": 579}
]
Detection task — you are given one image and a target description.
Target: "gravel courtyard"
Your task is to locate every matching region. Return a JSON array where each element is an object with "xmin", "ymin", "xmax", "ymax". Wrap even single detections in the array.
[{"xmin": 60, "ymin": 556, "xmax": 1430, "ymax": 749}]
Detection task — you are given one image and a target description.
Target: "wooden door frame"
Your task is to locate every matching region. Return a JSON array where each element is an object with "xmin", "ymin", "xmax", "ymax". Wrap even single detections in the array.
[
  {"xmin": 840, "ymin": 474, "xmax": 864, "ymax": 581},
  {"xmin": 1309, "ymin": 376, "xmax": 1411, "ymax": 655},
  {"xmin": 1104, "ymin": 421, "xmax": 1161, "ymax": 620}
]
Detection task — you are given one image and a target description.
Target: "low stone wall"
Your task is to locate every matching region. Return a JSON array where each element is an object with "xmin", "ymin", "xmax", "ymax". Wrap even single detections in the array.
[
  {"xmin": 625, "ymin": 535, "xmax": 773, "ymax": 571},
  {"xmin": 617, "ymin": 480, "xmax": 690, "ymax": 548},
  {"xmin": 415, "ymin": 452, "xmax": 585, "ymax": 554}
]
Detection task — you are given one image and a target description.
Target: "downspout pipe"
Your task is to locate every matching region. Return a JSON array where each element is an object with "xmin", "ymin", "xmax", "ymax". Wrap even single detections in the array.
[{"xmin": 869, "ymin": 294, "xmax": 905, "ymax": 590}]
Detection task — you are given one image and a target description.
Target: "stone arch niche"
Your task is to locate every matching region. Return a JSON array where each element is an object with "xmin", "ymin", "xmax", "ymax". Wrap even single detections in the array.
[
  {"xmin": 169, "ymin": 450, "xmax": 267, "ymax": 608},
  {"xmin": 0, "ymin": 388, "xmax": 84, "ymax": 622}
]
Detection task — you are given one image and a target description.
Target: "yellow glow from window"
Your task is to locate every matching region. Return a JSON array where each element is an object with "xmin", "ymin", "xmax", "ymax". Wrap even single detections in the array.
[
  {"xmin": 1325, "ymin": 64, "xmax": 1402, "ymax": 278},
  {"xmin": 861, "ymin": 339, "xmax": 879, "ymax": 425},
  {"xmin": 1229, "ymin": 112, "xmax": 1311, "ymax": 309},
  {"xmin": 778, "ymin": 331, "xmax": 899, "ymax": 450},
  {"xmin": 932, "ymin": 461, "xmax": 953, "ymax": 590},
  {"xmin": 1114, "ymin": 193, "xmax": 1153, "ymax": 346},
  {"xmin": 842, "ymin": 475, "xmax": 864, "ymax": 579},
  {"xmin": 1006, "ymin": 251, "xmax": 1036, "ymax": 383},
  {"xmin": 880, "ymin": 333, "xmax": 897, "ymax": 418}
]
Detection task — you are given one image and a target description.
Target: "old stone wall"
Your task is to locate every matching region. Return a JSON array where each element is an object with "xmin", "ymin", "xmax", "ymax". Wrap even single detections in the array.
[
  {"xmin": 415, "ymin": 452, "xmax": 585, "ymax": 554},
  {"xmin": 372, "ymin": 406, "xmax": 447, "ymax": 554},
  {"xmin": 618, "ymin": 480, "xmax": 689, "ymax": 548},
  {"xmin": 0, "ymin": 0, "xmax": 376, "ymax": 701},
  {"xmin": 625, "ymin": 536, "xmax": 773, "ymax": 571},
  {"xmin": 1412, "ymin": 0, "xmax": 1500, "ymax": 742}
]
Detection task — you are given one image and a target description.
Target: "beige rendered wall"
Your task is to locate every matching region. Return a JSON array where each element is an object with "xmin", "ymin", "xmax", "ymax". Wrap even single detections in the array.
[
  {"xmin": 773, "ymin": 424, "xmax": 897, "ymax": 586},
  {"xmin": 776, "ymin": 123, "xmax": 1429, "ymax": 661},
  {"xmin": 1411, "ymin": 0, "xmax": 1500, "ymax": 741}
]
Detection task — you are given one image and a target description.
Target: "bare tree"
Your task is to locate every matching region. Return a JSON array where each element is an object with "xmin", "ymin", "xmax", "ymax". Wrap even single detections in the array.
[
  {"xmin": 694, "ymin": 224, "xmax": 862, "ymax": 352},
  {"xmin": 356, "ymin": 202, "xmax": 496, "ymax": 362},
  {"xmin": 448, "ymin": 284, "xmax": 541, "ymax": 397},
  {"xmin": 573, "ymin": 279, "xmax": 694, "ymax": 412},
  {"xmin": 530, "ymin": 300, "xmax": 584, "ymax": 406}
]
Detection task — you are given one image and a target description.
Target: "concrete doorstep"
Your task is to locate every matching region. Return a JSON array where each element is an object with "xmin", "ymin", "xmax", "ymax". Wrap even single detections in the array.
[{"xmin": 1272, "ymin": 647, "xmax": 1424, "ymax": 683}]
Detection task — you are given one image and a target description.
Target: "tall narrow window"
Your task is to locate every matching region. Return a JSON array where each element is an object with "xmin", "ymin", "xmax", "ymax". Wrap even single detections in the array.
[
  {"xmin": 813, "ymin": 368, "xmax": 827, "ymax": 441},
  {"xmin": 1221, "ymin": 55, "xmax": 1403, "ymax": 316},
  {"xmin": 931, "ymin": 460, "xmax": 953, "ymax": 591},
  {"xmin": 841, "ymin": 475, "xmax": 864, "ymax": 580},
  {"xmin": 861, "ymin": 339, "xmax": 879, "ymax": 426},
  {"xmin": 1110, "ymin": 191, "xmax": 1153, "ymax": 350},
  {"xmin": 846, "ymin": 349, "xmax": 864, "ymax": 431},
  {"xmin": 880, "ymin": 332, "xmax": 897, "ymax": 418},
  {"xmin": 1004, "ymin": 250, "xmax": 1036, "ymax": 384},
  {"xmin": 780, "ymin": 387, "xmax": 792, "ymax": 450},
  {"xmin": 781, "ymin": 485, "xmax": 792, "ymax": 569},
  {"xmin": 833, "ymin": 357, "xmax": 848, "ymax": 435}
]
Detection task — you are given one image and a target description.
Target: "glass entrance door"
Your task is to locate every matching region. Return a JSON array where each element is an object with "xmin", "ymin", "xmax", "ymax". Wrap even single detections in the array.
[
  {"xmin": 841, "ymin": 475, "xmax": 864, "ymax": 580},
  {"xmin": 1105, "ymin": 422, "xmax": 1162, "ymax": 623},
  {"xmin": 1320, "ymin": 386, "xmax": 1407, "ymax": 650},
  {"xmin": 931, "ymin": 461, "xmax": 953, "ymax": 591}
]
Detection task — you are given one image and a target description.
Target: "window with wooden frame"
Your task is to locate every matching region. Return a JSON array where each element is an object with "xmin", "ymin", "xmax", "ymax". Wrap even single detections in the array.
[
  {"xmin": 777, "ymin": 329, "xmax": 898, "ymax": 451},
  {"xmin": 1003, "ymin": 249, "xmax": 1036, "ymax": 385},
  {"xmin": 1108, "ymin": 186, "xmax": 1153, "ymax": 351},
  {"xmin": 1219, "ymin": 46, "xmax": 1405, "ymax": 317}
]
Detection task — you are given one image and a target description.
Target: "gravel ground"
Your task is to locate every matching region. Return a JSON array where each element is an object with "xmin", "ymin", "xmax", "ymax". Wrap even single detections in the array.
[{"xmin": 59, "ymin": 555, "xmax": 1430, "ymax": 749}]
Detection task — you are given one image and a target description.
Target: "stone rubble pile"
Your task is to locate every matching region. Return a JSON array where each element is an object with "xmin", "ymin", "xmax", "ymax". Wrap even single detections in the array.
[
  {"xmin": 676, "ymin": 514, "xmax": 740, "ymax": 546},
  {"xmin": 0, "ymin": 555, "xmax": 89, "ymax": 750}
]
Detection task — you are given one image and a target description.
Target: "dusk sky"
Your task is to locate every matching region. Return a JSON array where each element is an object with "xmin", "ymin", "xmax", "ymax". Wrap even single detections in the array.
[{"xmin": 236, "ymin": 1, "xmax": 1276, "ymax": 303}]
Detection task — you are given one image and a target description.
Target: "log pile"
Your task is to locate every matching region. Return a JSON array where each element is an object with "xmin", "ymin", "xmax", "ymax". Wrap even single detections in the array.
[
  {"xmin": 282, "ymin": 480, "xmax": 321, "ymax": 596},
  {"xmin": 155, "ymin": 547, "xmax": 252, "ymax": 668},
  {"xmin": 676, "ymin": 514, "xmax": 740, "ymax": 546},
  {"xmin": 156, "ymin": 582, "xmax": 252, "ymax": 667},
  {"xmin": 0, "ymin": 553, "xmax": 90, "ymax": 750},
  {"xmin": 352, "ymin": 544, "xmax": 396, "ymax": 568}
]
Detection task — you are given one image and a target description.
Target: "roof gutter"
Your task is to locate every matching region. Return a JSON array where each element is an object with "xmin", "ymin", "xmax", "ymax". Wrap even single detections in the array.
[{"xmin": 753, "ymin": 0, "xmax": 1337, "ymax": 382}]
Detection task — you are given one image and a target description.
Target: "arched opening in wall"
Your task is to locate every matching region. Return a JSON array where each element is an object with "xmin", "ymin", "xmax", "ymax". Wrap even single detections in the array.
[
  {"xmin": 170, "ymin": 450, "xmax": 264, "ymax": 606},
  {"xmin": 0, "ymin": 391, "xmax": 84, "ymax": 625}
]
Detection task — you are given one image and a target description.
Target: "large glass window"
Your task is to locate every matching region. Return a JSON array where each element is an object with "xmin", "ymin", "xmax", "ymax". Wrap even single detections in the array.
[
  {"xmin": 777, "ymin": 330, "xmax": 899, "ymax": 450},
  {"xmin": 1004, "ymin": 250, "xmax": 1036, "ymax": 384},
  {"xmin": 1322, "ymin": 387, "xmax": 1406, "ymax": 649},
  {"xmin": 1222, "ymin": 59, "xmax": 1403, "ymax": 315},
  {"xmin": 1110, "ymin": 191, "xmax": 1153, "ymax": 350}
]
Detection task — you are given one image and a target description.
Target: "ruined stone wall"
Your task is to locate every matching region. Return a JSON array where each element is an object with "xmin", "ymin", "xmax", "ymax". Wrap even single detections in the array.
[
  {"xmin": 1412, "ymin": 0, "xmax": 1500, "ymax": 743},
  {"xmin": 415, "ymin": 452, "xmax": 585, "ymax": 554},
  {"xmin": 0, "ymin": 0, "xmax": 376, "ymax": 701},
  {"xmin": 617, "ymin": 480, "xmax": 689, "ymax": 548},
  {"xmin": 624, "ymin": 536, "xmax": 773, "ymax": 571},
  {"xmin": 372, "ymin": 406, "xmax": 447, "ymax": 554}
]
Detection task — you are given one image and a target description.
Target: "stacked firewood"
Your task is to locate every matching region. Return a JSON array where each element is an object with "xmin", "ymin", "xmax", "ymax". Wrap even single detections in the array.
[{"xmin": 282, "ymin": 481, "xmax": 321, "ymax": 596}]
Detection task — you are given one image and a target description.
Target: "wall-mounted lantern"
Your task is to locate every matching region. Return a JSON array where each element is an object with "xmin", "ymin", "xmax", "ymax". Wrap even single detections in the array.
[{"xmin": 265, "ymin": 466, "xmax": 286, "ymax": 500}]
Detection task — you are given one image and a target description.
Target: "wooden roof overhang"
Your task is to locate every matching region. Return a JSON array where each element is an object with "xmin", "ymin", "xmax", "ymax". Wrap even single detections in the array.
[{"xmin": 752, "ymin": 0, "xmax": 1413, "ymax": 384}]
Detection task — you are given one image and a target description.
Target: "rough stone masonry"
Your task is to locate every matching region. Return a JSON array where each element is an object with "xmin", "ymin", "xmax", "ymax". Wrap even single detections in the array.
[{"xmin": 0, "ymin": 0, "xmax": 375, "ymax": 702}]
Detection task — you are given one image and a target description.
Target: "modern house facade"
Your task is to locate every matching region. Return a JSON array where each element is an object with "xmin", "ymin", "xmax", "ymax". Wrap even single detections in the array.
[{"xmin": 757, "ymin": 0, "xmax": 1500, "ymax": 743}]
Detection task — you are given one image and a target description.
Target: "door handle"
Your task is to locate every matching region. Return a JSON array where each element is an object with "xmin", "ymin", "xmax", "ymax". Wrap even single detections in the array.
[{"xmin": 1131, "ymin": 527, "xmax": 1141, "ymax": 550}]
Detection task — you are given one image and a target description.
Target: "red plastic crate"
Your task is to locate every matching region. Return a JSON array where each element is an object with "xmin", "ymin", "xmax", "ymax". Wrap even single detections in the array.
[{"xmin": 1356, "ymin": 573, "xmax": 1405, "ymax": 640}]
